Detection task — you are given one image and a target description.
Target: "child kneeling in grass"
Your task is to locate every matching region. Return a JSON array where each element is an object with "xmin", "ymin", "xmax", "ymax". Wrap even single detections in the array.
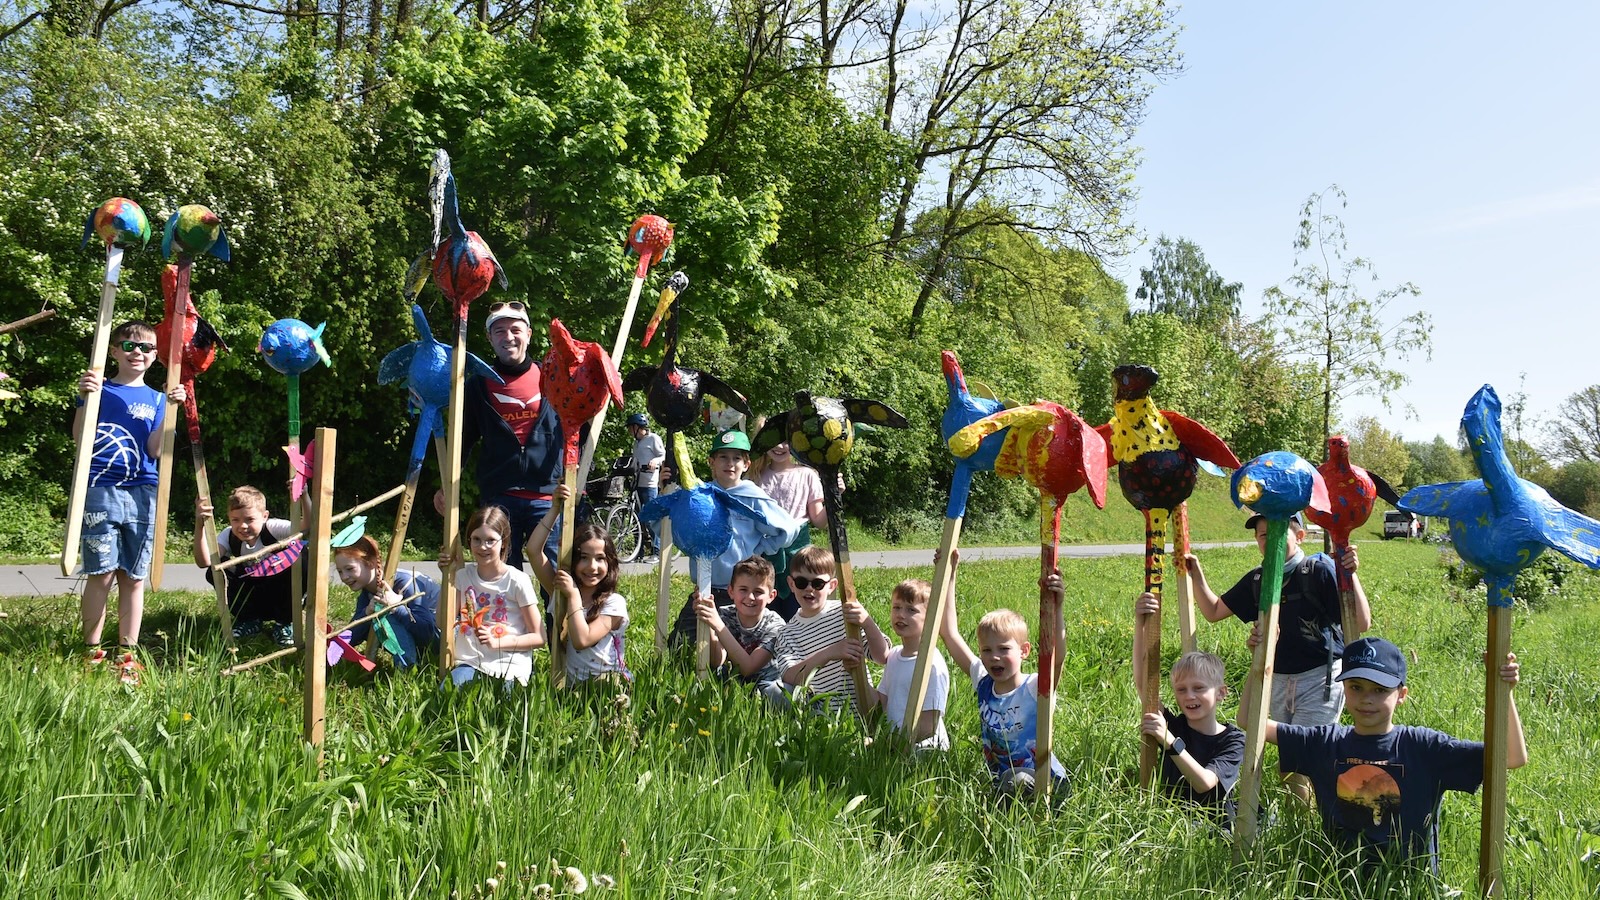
[
  {"xmin": 1264, "ymin": 636, "xmax": 1526, "ymax": 874},
  {"xmin": 530, "ymin": 486, "xmax": 631, "ymax": 686},
  {"xmin": 696, "ymin": 556, "xmax": 786, "ymax": 700},
  {"xmin": 938, "ymin": 549, "xmax": 1067, "ymax": 799},
  {"xmin": 859, "ymin": 576, "xmax": 949, "ymax": 751},
  {"xmin": 1133, "ymin": 590, "xmax": 1245, "ymax": 825},
  {"xmin": 444, "ymin": 506, "xmax": 545, "ymax": 688},
  {"xmin": 769, "ymin": 545, "xmax": 888, "ymax": 716}
]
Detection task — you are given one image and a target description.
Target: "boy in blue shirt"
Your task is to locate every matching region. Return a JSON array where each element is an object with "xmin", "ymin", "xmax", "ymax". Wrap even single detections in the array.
[
  {"xmin": 1265, "ymin": 636, "xmax": 1526, "ymax": 873},
  {"xmin": 74, "ymin": 321, "xmax": 185, "ymax": 685}
]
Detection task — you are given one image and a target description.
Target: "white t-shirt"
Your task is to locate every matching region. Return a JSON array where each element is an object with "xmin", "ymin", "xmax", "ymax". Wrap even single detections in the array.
[
  {"xmin": 452, "ymin": 564, "xmax": 539, "ymax": 684},
  {"xmin": 632, "ymin": 432, "xmax": 666, "ymax": 489},
  {"xmin": 879, "ymin": 646, "xmax": 950, "ymax": 750},
  {"xmin": 565, "ymin": 592, "xmax": 630, "ymax": 682}
]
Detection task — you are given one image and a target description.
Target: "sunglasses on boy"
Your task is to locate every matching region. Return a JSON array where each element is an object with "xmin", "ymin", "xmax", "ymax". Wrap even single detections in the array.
[
  {"xmin": 118, "ymin": 340, "xmax": 157, "ymax": 353},
  {"xmin": 791, "ymin": 575, "xmax": 831, "ymax": 591}
]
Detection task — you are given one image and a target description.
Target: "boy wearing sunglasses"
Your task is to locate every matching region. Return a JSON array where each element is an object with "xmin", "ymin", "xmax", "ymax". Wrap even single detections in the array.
[
  {"xmin": 73, "ymin": 321, "xmax": 186, "ymax": 685},
  {"xmin": 769, "ymin": 544, "xmax": 889, "ymax": 716}
]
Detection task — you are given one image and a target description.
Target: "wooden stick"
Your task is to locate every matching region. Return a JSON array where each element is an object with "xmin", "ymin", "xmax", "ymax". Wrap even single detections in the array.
[
  {"xmin": 287, "ymin": 374, "xmax": 305, "ymax": 647},
  {"xmin": 193, "ymin": 432, "xmax": 232, "ymax": 641},
  {"xmin": 302, "ymin": 428, "xmax": 336, "ymax": 760},
  {"xmin": 1479, "ymin": 596, "xmax": 1513, "ymax": 898},
  {"xmin": 574, "ymin": 271, "xmax": 649, "ymax": 491},
  {"xmin": 819, "ymin": 475, "xmax": 873, "ymax": 715},
  {"xmin": 1036, "ymin": 500, "xmax": 1064, "ymax": 804},
  {"xmin": 1138, "ymin": 507, "xmax": 1169, "ymax": 788},
  {"xmin": 1333, "ymin": 535, "xmax": 1365, "ymax": 642},
  {"xmin": 61, "ymin": 245, "xmax": 124, "ymax": 576},
  {"xmin": 149, "ymin": 258, "xmax": 190, "ymax": 590},
  {"xmin": 224, "ymin": 594, "xmax": 410, "ymax": 675},
  {"xmin": 694, "ymin": 556, "xmax": 711, "ymax": 681},
  {"xmin": 1173, "ymin": 502, "xmax": 1198, "ymax": 654},
  {"xmin": 550, "ymin": 465, "xmax": 578, "ymax": 688},
  {"xmin": 0, "ymin": 307, "xmax": 55, "ymax": 335},
  {"xmin": 438, "ymin": 315, "xmax": 468, "ymax": 674},
  {"xmin": 902, "ymin": 515, "xmax": 962, "ymax": 750},
  {"xmin": 1233, "ymin": 519, "xmax": 1288, "ymax": 859},
  {"xmin": 212, "ymin": 484, "xmax": 407, "ymax": 573},
  {"xmin": 654, "ymin": 519, "xmax": 674, "ymax": 652}
]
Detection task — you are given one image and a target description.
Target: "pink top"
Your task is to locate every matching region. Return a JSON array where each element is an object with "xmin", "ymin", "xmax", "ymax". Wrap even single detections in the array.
[{"xmin": 756, "ymin": 464, "xmax": 823, "ymax": 521}]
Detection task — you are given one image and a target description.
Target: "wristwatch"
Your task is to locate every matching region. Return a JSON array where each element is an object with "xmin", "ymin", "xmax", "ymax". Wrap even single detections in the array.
[{"xmin": 1166, "ymin": 737, "xmax": 1185, "ymax": 757}]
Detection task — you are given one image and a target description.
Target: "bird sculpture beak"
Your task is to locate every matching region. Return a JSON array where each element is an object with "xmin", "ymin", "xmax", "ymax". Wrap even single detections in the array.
[
  {"xmin": 1235, "ymin": 477, "xmax": 1262, "ymax": 505},
  {"xmin": 642, "ymin": 282, "xmax": 678, "ymax": 348}
]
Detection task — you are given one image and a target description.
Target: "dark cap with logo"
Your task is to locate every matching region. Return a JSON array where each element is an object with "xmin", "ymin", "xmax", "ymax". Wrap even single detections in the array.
[
  {"xmin": 1337, "ymin": 637, "xmax": 1407, "ymax": 688},
  {"xmin": 1244, "ymin": 511, "xmax": 1305, "ymax": 532}
]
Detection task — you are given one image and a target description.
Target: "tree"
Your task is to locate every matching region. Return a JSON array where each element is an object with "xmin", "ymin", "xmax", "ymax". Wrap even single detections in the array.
[
  {"xmin": 1404, "ymin": 436, "xmax": 1469, "ymax": 487},
  {"xmin": 1548, "ymin": 460, "xmax": 1600, "ymax": 517},
  {"xmin": 1546, "ymin": 384, "xmax": 1600, "ymax": 464},
  {"xmin": 1263, "ymin": 185, "xmax": 1431, "ymax": 444},
  {"xmin": 1134, "ymin": 235, "xmax": 1242, "ymax": 332},
  {"xmin": 1343, "ymin": 416, "xmax": 1410, "ymax": 489}
]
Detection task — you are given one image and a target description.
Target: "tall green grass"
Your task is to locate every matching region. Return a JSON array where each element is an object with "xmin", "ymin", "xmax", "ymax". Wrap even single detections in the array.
[{"xmin": 1, "ymin": 542, "xmax": 1596, "ymax": 898}]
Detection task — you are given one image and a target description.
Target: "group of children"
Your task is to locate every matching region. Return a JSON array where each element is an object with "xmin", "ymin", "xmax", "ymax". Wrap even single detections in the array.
[{"xmin": 71, "ymin": 326, "xmax": 1529, "ymax": 874}]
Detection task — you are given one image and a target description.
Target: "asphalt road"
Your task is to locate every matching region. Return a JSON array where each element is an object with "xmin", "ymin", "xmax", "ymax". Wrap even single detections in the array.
[{"xmin": 0, "ymin": 540, "xmax": 1253, "ymax": 598}]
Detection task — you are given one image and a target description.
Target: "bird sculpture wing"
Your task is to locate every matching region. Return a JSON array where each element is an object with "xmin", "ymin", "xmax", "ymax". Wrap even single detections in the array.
[
  {"xmin": 842, "ymin": 398, "xmax": 910, "ymax": 430},
  {"xmin": 751, "ymin": 414, "xmax": 792, "ymax": 457},
  {"xmin": 949, "ymin": 405, "xmax": 1054, "ymax": 461},
  {"xmin": 1370, "ymin": 471, "xmax": 1402, "ymax": 507},
  {"xmin": 622, "ymin": 366, "xmax": 656, "ymax": 393},
  {"xmin": 697, "ymin": 372, "xmax": 751, "ymax": 416},
  {"xmin": 1163, "ymin": 410, "xmax": 1242, "ymax": 470}
]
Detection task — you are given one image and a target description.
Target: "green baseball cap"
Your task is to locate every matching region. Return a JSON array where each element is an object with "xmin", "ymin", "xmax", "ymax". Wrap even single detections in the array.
[{"xmin": 710, "ymin": 429, "xmax": 751, "ymax": 454}]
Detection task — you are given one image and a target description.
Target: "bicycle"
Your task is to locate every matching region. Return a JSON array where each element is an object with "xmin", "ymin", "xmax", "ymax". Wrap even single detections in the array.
[{"xmin": 583, "ymin": 455, "xmax": 646, "ymax": 563}]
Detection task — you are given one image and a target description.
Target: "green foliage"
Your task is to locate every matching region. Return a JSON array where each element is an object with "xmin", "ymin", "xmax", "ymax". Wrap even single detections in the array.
[
  {"xmin": 1343, "ymin": 415, "xmax": 1411, "ymax": 489},
  {"xmin": 1546, "ymin": 383, "xmax": 1600, "ymax": 464},
  {"xmin": 1404, "ymin": 436, "xmax": 1470, "ymax": 488},
  {"xmin": 1134, "ymin": 234, "xmax": 1242, "ymax": 331},
  {"xmin": 1547, "ymin": 460, "xmax": 1600, "ymax": 517}
]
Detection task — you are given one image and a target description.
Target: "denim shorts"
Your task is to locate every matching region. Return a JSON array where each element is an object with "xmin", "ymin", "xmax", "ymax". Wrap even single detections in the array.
[
  {"xmin": 80, "ymin": 483, "xmax": 157, "ymax": 579},
  {"xmin": 1270, "ymin": 660, "xmax": 1344, "ymax": 725}
]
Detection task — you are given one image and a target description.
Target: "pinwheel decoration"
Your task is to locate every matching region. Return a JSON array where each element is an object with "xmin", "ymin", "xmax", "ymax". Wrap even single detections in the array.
[
  {"xmin": 1096, "ymin": 364, "xmax": 1241, "ymax": 784},
  {"xmin": 63, "ymin": 198, "xmax": 154, "ymax": 576},
  {"xmin": 1304, "ymin": 433, "xmax": 1400, "ymax": 638},
  {"xmin": 951, "ymin": 398, "xmax": 1108, "ymax": 798},
  {"xmin": 259, "ymin": 318, "xmax": 331, "ymax": 502},
  {"xmin": 755, "ymin": 391, "xmax": 909, "ymax": 710},
  {"xmin": 1229, "ymin": 450, "xmax": 1330, "ymax": 855},
  {"xmin": 1399, "ymin": 385, "xmax": 1600, "ymax": 897}
]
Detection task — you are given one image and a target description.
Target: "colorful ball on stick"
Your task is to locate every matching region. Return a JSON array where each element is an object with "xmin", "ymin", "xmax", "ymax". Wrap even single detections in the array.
[
  {"xmin": 162, "ymin": 204, "xmax": 231, "ymax": 261},
  {"xmin": 1230, "ymin": 450, "xmax": 1329, "ymax": 519},
  {"xmin": 82, "ymin": 198, "xmax": 151, "ymax": 250},
  {"xmin": 627, "ymin": 214, "xmax": 675, "ymax": 271},
  {"xmin": 258, "ymin": 318, "xmax": 331, "ymax": 376}
]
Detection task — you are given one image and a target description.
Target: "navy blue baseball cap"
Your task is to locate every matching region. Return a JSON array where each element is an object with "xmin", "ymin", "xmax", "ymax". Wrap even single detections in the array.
[
  {"xmin": 1244, "ymin": 511, "xmax": 1305, "ymax": 532},
  {"xmin": 1338, "ymin": 637, "xmax": 1407, "ymax": 688}
]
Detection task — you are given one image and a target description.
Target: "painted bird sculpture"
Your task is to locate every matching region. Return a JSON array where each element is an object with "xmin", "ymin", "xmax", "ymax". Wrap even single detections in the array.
[
  {"xmin": 428, "ymin": 174, "xmax": 507, "ymax": 322},
  {"xmin": 626, "ymin": 214, "xmax": 675, "ymax": 279},
  {"xmin": 259, "ymin": 318, "xmax": 331, "ymax": 501},
  {"xmin": 1399, "ymin": 386, "xmax": 1600, "ymax": 600},
  {"xmin": 939, "ymin": 350, "xmax": 1010, "ymax": 519},
  {"xmin": 154, "ymin": 264, "xmax": 228, "ymax": 444},
  {"xmin": 162, "ymin": 204, "xmax": 230, "ymax": 262},
  {"xmin": 1306, "ymin": 433, "xmax": 1400, "ymax": 635},
  {"xmin": 379, "ymin": 305, "xmax": 502, "ymax": 478},
  {"xmin": 624, "ymin": 271, "xmax": 751, "ymax": 438},
  {"xmin": 82, "ymin": 198, "xmax": 150, "ymax": 250},
  {"xmin": 1233, "ymin": 451, "xmax": 1331, "ymax": 522},
  {"xmin": 541, "ymin": 319, "xmax": 624, "ymax": 468},
  {"xmin": 638, "ymin": 438, "xmax": 789, "ymax": 567}
]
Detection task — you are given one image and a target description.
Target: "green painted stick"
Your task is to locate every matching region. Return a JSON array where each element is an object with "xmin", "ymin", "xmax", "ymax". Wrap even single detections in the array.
[{"xmin": 1233, "ymin": 520, "xmax": 1287, "ymax": 858}]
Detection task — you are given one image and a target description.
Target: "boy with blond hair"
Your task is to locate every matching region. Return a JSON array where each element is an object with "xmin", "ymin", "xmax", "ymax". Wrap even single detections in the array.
[
  {"xmin": 859, "ymin": 576, "xmax": 949, "ymax": 750},
  {"xmin": 74, "ymin": 320, "xmax": 186, "ymax": 685},
  {"xmin": 769, "ymin": 545, "xmax": 889, "ymax": 715},
  {"xmin": 938, "ymin": 549, "xmax": 1066, "ymax": 798}
]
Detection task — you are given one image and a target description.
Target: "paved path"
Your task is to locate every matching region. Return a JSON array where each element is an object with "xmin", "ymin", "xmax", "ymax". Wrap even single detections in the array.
[{"xmin": 0, "ymin": 541, "xmax": 1253, "ymax": 598}]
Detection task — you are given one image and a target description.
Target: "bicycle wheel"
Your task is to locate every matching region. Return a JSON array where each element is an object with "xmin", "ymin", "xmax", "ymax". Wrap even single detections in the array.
[{"xmin": 602, "ymin": 503, "xmax": 643, "ymax": 563}]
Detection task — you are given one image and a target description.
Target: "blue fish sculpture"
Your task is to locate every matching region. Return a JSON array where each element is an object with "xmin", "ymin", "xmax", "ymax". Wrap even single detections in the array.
[
  {"xmin": 1231, "ymin": 450, "xmax": 1329, "ymax": 522},
  {"xmin": 1400, "ymin": 385, "xmax": 1600, "ymax": 605},
  {"xmin": 258, "ymin": 319, "xmax": 331, "ymax": 376},
  {"xmin": 379, "ymin": 305, "xmax": 502, "ymax": 477}
]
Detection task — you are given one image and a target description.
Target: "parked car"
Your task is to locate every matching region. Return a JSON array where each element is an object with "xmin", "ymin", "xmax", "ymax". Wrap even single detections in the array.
[{"xmin": 1382, "ymin": 509, "xmax": 1424, "ymax": 539}]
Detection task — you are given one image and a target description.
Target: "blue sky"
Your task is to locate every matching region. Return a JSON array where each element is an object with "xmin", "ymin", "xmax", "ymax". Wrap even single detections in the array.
[{"xmin": 1125, "ymin": 1, "xmax": 1600, "ymax": 450}]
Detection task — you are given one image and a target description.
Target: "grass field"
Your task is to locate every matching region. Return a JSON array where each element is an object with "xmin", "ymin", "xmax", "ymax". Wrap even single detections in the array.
[{"xmin": 1, "ymin": 541, "xmax": 1597, "ymax": 898}]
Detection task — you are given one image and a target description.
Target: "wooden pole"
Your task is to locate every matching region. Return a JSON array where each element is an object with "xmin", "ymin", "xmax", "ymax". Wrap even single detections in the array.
[
  {"xmin": 1036, "ymin": 499, "xmax": 1064, "ymax": 803},
  {"xmin": 694, "ymin": 556, "xmax": 711, "ymax": 680},
  {"xmin": 902, "ymin": 515, "xmax": 962, "ymax": 749},
  {"xmin": 1479, "ymin": 592, "xmax": 1513, "ymax": 898},
  {"xmin": 819, "ymin": 475, "xmax": 873, "ymax": 714},
  {"xmin": 211, "ymin": 483, "xmax": 406, "ymax": 574},
  {"xmin": 287, "ymin": 373, "xmax": 306, "ymax": 647},
  {"xmin": 654, "ymin": 519, "xmax": 674, "ymax": 652},
  {"xmin": 61, "ymin": 245, "xmax": 124, "ymax": 576},
  {"xmin": 1233, "ymin": 520, "xmax": 1288, "ymax": 859},
  {"xmin": 1333, "ymin": 535, "xmax": 1365, "ymax": 642},
  {"xmin": 574, "ymin": 270, "xmax": 649, "ymax": 490},
  {"xmin": 1173, "ymin": 502, "xmax": 1198, "ymax": 654},
  {"xmin": 302, "ymin": 428, "xmax": 336, "ymax": 761},
  {"xmin": 550, "ymin": 465, "xmax": 578, "ymax": 688},
  {"xmin": 1138, "ymin": 508, "xmax": 1170, "ymax": 788},
  {"xmin": 226, "ymin": 594, "xmax": 408, "ymax": 676},
  {"xmin": 149, "ymin": 259, "xmax": 189, "ymax": 590},
  {"xmin": 192, "ymin": 431, "xmax": 232, "ymax": 640},
  {"xmin": 438, "ymin": 314, "xmax": 468, "ymax": 674}
]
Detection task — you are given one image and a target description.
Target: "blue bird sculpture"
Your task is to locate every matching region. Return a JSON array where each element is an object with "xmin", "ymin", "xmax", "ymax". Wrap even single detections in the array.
[
  {"xmin": 1231, "ymin": 450, "xmax": 1330, "ymax": 523},
  {"xmin": 940, "ymin": 350, "xmax": 1009, "ymax": 519},
  {"xmin": 379, "ymin": 305, "xmax": 501, "ymax": 478},
  {"xmin": 258, "ymin": 319, "xmax": 331, "ymax": 376},
  {"xmin": 1399, "ymin": 385, "xmax": 1600, "ymax": 604}
]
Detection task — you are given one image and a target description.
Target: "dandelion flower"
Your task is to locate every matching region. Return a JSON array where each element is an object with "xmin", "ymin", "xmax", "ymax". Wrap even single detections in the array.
[
  {"xmin": 563, "ymin": 866, "xmax": 588, "ymax": 894},
  {"xmin": 532, "ymin": 884, "xmax": 553, "ymax": 899},
  {"xmin": 593, "ymin": 874, "xmax": 616, "ymax": 889}
]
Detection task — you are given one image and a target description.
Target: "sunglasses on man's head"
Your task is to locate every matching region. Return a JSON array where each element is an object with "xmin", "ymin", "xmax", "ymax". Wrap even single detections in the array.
[
  {"xmin": 117, "ymin": 341, "xmax": 157, "ymax": 353},
  {"xmin": 488, "ymin": 301, "xmax": 527, "ymax": 313},
  {"xmin": 791, "ymin": 575, "xmax": 831, "ymax": 591}
]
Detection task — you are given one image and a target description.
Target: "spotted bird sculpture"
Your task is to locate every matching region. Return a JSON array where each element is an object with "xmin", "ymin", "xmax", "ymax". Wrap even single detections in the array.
[
  {"xmin": 1095, "ymin": 363, "xmax": 1241, "ymax": 786},
  {"xmin": 1399, "ymin": 385, "xmax": 1600, "ymax": 897},
  {"xmin": 1305, "ymin": 433, "xmax": 1400, "ymax": 639}
]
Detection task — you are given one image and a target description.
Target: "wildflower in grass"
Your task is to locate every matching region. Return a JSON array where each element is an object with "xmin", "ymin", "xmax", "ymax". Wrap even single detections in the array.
[
  {"xmin": 669, "ymin": 722, "xmax": 677, "ymax": 730},
  {"xmin": 563, "ymin": 866, "xmax": 588, "ymax": 893},
  {"xmin": 593, "ymin": 873, "xmax": 616, "ymax": 889},
  {"xmin": 697, "ymin": 728, "xmax": 710, "ymax": 737},
  {"xmin": 182, "ymin": 712, "xmax": 192, "ymax": 721},
  {"xmin": 531, "ymin": 885, "xmax": 552, "ymax": 899}
]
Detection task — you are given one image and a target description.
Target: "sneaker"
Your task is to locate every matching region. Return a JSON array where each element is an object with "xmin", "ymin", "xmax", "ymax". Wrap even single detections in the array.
[
  {"xmin": 270, "ymin": 623, "xmax": 296, "ymax": 648},
  {"xmin": 84, "ymin": 647, "xmax": 110, "ymax": 667},
  {"xmin": 232, "ymin": 619, "xmax": 264, "ymax": 640},
  {"xmin": 116, "ymin": 651, "xmax": 144, "ymax": 686},
  {"xmin": 638, "ymin": 554, "xmax": 660, "ymax": 565}
]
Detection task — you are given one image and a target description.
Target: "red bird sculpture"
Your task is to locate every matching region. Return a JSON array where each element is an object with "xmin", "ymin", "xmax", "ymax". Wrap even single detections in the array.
[
  {"xmin": 540, "ymin": 319, "xmax": 624, "ymax": 467},
  {"xmin": 626, "ymin": 214, "xmax": 675, "ymax": 281},
  {"xmin": 154, "ymin": 264, "xmax": 228, "ymax": 445},
  {"xmin": 1306, "ymin": 434, "xmax": 1399, "ymax": 635}
]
